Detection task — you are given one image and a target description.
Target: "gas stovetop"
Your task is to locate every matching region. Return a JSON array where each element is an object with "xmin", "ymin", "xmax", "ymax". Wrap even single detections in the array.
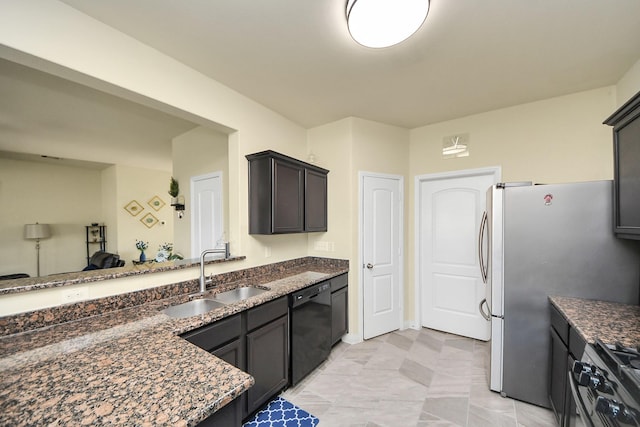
[{"xmin": 572, "ymin": 339, "xmax": 640, "ymax": 426}]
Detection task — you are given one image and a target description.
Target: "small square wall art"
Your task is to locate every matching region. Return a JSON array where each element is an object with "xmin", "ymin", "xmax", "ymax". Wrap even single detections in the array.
[
  {"xmin": 148, "ymin": 195, "xmax": 165, "ymax": 211},
  {"xmin": 124, "ymin": 200, "xmax": 144, "ymax": 216},
  {"xmin": 140, "ymin": 212, "xmax": 159, "ymax": 228}
]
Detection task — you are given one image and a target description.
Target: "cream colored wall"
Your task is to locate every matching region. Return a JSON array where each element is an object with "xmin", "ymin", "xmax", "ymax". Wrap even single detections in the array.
[
  {"xmin": 616, "ymin": 58, "xmax": 640, "ymax": 106},
  {"xmin": 2, "ymin": 1, "xmax": 638, "ymax": 321},
  {"xmin": 113, "ymin": 165, "xmax": 174, "ymax": 262},
  {"xmin": 406, "ymin": 86, "xmax": 620, "ymax": 323},
  {"xmin": 0, "ymin": 0, "xmax": 310, "ymax": 315},
  {"xmin": 306, "ymin": 117, "xmax": 409, "ymax": 339},
  {"xmin": 0, "ymin": 158, "xmax": 103, "ymax": 276},
  {"xmin": 101, "ymin": 166, "xmax": 118, "ymax": 252},
  {"xmin": 410, "ymin": 87, "xmax": 617, "ymax": 184},
  {"xmin": 172, "ymin": 126, "xmax": 230, "ymax": 258}
]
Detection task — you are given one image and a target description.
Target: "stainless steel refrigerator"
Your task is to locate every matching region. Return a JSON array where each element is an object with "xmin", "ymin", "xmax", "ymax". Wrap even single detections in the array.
[{"xmin": 478, "ymin": 180, "xmax": 640, "ymax": 408}]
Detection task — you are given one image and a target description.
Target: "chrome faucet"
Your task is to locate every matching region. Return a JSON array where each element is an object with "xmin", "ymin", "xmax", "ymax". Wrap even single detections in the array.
[{"xmin": 199, "ymin": 243, "xmax": 230, "ymax": 293}]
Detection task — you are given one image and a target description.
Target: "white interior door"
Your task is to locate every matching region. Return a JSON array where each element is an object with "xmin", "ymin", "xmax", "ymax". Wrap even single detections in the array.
[
  {"xmin": 191, "ymin": 172, "xmax": 224, "ymax": 258},
  {"xmin": 417, "ymin": 168, "xmax": 498, "ymax": 340},
  {"xmin": 362, "ymin": 173, "xmax": 403, "ymax": 340}
]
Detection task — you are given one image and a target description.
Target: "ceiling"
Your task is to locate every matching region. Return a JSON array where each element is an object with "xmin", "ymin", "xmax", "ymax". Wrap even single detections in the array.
[
  {"xmin": 54, "ymin": 1, "xmax": 640, "ymax": 129},
  {"xmin": 0, "ymin": 58, "xmax": 198, "ymax": 171}
]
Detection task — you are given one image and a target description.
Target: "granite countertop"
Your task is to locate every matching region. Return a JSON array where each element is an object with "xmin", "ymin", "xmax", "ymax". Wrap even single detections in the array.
[
  {"xmin": 549, "ymin": 295, "xmax": 640, "ymax": 347},
  {"xmin": 0, "ymin": 265, "xmax": 348, "ymax": 426}
]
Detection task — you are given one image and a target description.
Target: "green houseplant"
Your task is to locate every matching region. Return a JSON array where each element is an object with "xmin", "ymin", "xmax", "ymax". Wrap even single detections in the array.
[{"xmin": 168, "ymin": 177, "xmax": 179, "ymax": 199}]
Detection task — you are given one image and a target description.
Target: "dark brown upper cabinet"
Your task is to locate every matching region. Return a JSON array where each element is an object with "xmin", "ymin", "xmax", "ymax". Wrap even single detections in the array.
[{"xmin": 247, "ymin": 150, "xmax": 328, "ymax": 234}]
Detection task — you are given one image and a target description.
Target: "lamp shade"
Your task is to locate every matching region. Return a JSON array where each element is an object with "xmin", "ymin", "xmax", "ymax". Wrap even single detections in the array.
[
  {"xmin": 346, "ymin": 0, "xmax": 430, "ymax": 48},
  {"xmin": 24, "ymin": 223, "xmax": 51, "ymax": 240}
]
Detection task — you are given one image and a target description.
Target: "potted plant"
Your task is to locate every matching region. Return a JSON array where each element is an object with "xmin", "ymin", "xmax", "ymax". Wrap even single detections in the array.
[
  {"xmin": 168, "ymin": 177, "xmax": 180, "ymax": 205},
  {"xmin": 169, "ymin": 177, "xmax": 185, "ymax": 215}
]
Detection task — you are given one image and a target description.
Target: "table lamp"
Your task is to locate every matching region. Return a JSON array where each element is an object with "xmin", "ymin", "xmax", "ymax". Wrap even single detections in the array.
[{"xmin": 24, "ymin": 222, "xmax": 51, "ymax": 277}]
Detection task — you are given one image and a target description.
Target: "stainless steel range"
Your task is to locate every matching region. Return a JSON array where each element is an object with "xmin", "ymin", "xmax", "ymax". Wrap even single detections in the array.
[{"xmin": 570, "ymin": 339, "xmax": 640, "ymax": 427}]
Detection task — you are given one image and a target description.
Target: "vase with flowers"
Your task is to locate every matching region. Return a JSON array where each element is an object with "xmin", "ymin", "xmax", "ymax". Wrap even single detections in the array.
[{"xmin": 136, "ymin": 240, "xmax": 149, "ymax": 262}]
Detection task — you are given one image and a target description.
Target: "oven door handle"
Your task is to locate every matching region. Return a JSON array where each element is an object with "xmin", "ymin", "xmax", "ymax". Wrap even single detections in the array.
[{"xmin": 568, "ymin": 370, "xmax": 595, "ymax": 427}]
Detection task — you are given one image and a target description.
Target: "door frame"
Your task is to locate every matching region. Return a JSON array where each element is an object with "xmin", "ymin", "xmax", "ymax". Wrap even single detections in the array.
[
  {"xmin": 413, "ymin": 166, "xmax": 501, "ymax": 329},
  {"xmin": 358, "ymin": 171, "xmax": 404, "ymax": 342}
]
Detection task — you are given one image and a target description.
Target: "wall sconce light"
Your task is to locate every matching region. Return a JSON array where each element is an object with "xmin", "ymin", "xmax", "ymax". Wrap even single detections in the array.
[
  {"xmin": 171, "ymin": 195, "xmax": 186, "ymax": 219},
  {"xmin": 24, "ymin": 222, "xmax": 51, "ymax": 277}
]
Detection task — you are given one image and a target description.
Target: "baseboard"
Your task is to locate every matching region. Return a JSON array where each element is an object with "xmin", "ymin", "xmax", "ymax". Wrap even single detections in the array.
[
  {"xmin": 403, "ymin": 320, "xmax": 419, "ymax": 330},
  {"xmin": 341, "ymin": 333, "xmax": 362, "ymax": 345}
]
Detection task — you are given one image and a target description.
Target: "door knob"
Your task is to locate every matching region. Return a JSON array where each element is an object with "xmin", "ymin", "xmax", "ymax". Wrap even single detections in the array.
[{"xmin": 366, "ymin": 263, "xmax": 374, "ymax": 269}]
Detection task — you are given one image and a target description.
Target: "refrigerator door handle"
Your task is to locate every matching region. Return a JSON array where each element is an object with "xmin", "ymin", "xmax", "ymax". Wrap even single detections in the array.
[
  {"xmin": 478, "ymin": 211, "xmax": 488, "ymax": 283},
  {"xmin": 479, "ymin": 298, "xmax": 492, "ymax": 321}
]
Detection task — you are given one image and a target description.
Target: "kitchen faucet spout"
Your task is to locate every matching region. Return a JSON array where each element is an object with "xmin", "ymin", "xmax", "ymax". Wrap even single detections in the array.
[{"xmin": 198, "ymin": 243, "xmax": 230, "ymax": 293}]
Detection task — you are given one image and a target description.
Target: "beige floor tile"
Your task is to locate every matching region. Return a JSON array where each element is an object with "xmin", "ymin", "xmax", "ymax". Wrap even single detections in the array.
[{"xmin": 282, "ymin": 328, "xmax": 556, "ymax": 427}]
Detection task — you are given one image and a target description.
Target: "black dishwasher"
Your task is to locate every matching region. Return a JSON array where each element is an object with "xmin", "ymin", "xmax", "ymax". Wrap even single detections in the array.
[{"xmin": 289, "ymin": 281, "xmax": 331, "ymax": 386}]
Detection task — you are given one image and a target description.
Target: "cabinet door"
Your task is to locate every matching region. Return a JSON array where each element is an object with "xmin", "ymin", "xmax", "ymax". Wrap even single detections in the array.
[
  {"xmin": 196, "ymin": 397, "xmax": 242, "ymax": 427},
  {"xmin": 246, "ymin": 314, "xmax": 289, "ymax": 415},
  {"xmin": 273, "ymin": 159, "xmax": 304, "ymax": 233},
  {"xmin": 212, "ymin": 339, "xmax": 244, "ymax": 369},
  {"xmin": 549, "ymin": 326, "xmax": 569, "ymax": 426},
  {"xmin": 305, "ymin": 169, "xmax": 327, "ymax": 232},
  {"xmin": 331, "ymin": 287, "xmax": 348, "ymax": 345}
]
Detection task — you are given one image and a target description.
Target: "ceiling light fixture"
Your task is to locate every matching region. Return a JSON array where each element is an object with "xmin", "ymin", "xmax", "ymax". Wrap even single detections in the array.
[{"xmin": 346, "ymin": 0, "xmax": 430, "ymax": 48}]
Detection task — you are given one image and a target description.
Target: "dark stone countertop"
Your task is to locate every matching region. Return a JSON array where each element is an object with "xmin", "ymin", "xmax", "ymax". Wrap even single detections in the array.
[
  {"xmin": 549, "ymin": 295, "xmax": 640, "ymax": 347},
  {"xmin": 0, "ymin": 261, "xmax": 348, "ymax": 426}
]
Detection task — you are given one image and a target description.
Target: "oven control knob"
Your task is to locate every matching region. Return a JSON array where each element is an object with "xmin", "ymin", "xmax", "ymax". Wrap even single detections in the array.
[
  {"xmin": 578, "ymin": 372, "xmax": 613, "ymax": 394},
  {"xmin": 595, "ymin": 397, "xmax": 635, "ymax": 424},
  {"xmin": 572, "ymin": 361, "xmax": 596, "ymax": 375}
]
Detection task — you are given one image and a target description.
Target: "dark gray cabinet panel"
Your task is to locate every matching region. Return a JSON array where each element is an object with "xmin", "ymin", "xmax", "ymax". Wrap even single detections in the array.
[
  {"xmin": 549, "ymin": 325, "xmax": 568, "ymax": 426},
  {"xmin": 246, "ymin": 314, "xmax": 289, "ymax": 415},
  {"xmin": 548, "ymin": 304, "xmax": 582, "ymax": 427},
  {"xmin": 185, "ymin": 314, "xmax": 243, "ymax": 427},
  {"xmin": 247, "ymin": 150, "xmax": 328, "ymax": 234},
  {"xmin": 182, "ymin": 297, "xmax": 290, "ymax": 424},
  {"xmin": 273, "ymin": 159, "xmax": 304, "ymax": 233},
  {"xmin": 181, "ymin": 314, "xmax": 242, "ymax": 352},
  {"xmin": 330, "ymin": 274, "xmax": 348, "ymax": 345},
  {"xmin": 305, "ymin": 168, "xmax": 328, "ymax": 232},
  {"xmin": 246, "ymin": 296, "xmax": 288, "ymax": 331}
]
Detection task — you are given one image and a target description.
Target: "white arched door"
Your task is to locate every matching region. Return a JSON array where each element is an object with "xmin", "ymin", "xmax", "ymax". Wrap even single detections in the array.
[{"xmin": 416, "ymin": 167, "xmax": 499, "ymax": 340}]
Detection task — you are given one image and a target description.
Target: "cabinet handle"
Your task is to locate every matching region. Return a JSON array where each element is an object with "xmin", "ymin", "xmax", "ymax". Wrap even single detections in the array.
[{"xmin": 366, "ymin": 263, "xmax": 374, "ymax": 269}]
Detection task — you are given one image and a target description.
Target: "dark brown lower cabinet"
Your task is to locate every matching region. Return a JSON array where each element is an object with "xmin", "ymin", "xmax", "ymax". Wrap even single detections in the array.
[
  {"xmin": 330, "ymin": 274, "xmax": 348, "ymax": 345},
  {"xmin": 548, "ymin": 303, "xmax": 584, "ymax": 427},
  {"xmin": 246, "ymin": 314, "xmax": 289, "ymax": 415},
  {"xmin": 182, "ymin": 297, "xmax": 289, "ymax": 426}
]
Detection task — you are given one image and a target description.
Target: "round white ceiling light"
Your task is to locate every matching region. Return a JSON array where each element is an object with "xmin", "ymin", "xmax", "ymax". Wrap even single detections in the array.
[{"xmin": 346, "ymin": 0, "xmax": 430, "ymax": 48}]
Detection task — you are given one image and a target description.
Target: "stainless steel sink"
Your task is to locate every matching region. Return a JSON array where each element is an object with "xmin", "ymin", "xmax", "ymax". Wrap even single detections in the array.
[
  {"xmin": 213, "ymin": 286, "xmax": 268, "ymax": 304},
  {"xmin": 162, "ymin": 298, "xmax": 226, "ymax": 318}
]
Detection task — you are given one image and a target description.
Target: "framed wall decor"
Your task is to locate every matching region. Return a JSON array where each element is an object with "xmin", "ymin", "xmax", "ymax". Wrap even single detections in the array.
[
  {"xmin": 147, "ymin": 195, "xmax": 166, "ymax": 211},
  {"xmin": 124, "ymin": 200, "xmax": 144, "ymax": 216},
  {"xmin": 140, "ymin": 212, "xmax": 159, "ymax": 228}
]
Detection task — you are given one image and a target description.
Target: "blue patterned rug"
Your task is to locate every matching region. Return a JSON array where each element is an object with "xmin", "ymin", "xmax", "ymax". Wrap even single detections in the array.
[{"xmin": 243, "ymin": 396, "xmax": 319, "ymax": 427}]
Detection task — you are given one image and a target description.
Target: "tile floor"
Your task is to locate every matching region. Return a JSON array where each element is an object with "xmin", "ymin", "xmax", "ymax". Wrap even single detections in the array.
[{"xmin": 282, "ymin": 327, "xmax": 557, "ymax": 427}]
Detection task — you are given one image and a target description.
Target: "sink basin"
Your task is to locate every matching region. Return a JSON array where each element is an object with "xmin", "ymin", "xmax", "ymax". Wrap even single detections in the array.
[
  {"xmin": 162, "ymin": 299, "xmax": 226, "ymax": 318},
  {"xmin": 213, "ymin": 286, "xmax": 268, "ymax": 304}
]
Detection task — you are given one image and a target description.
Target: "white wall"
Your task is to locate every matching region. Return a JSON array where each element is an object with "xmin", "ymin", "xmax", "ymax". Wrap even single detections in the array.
[
  {"xmin": 172, "ymin": 126, "xmax": 229, "ymax": 258},
  {"xmin": 112, "ymin": 165, "xmax": 174, "ymax": 262},
  {"xmin": 306, "ymin": 117, "xmax": 409, "ymax": 339},
  {"xmin": 0, "ymin": 0, "xmax": 311, "ymax": 315},
  {"xmin": 616, "ymin": 58, "xmax": 640, "ymax": 106},
  {"xmin": 1, "ymin": 0, "xmax": 639, "ymax": 322},
  {"xmin": 0, "ymin": 158, "xmax": 103, "ymax": 276}
]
